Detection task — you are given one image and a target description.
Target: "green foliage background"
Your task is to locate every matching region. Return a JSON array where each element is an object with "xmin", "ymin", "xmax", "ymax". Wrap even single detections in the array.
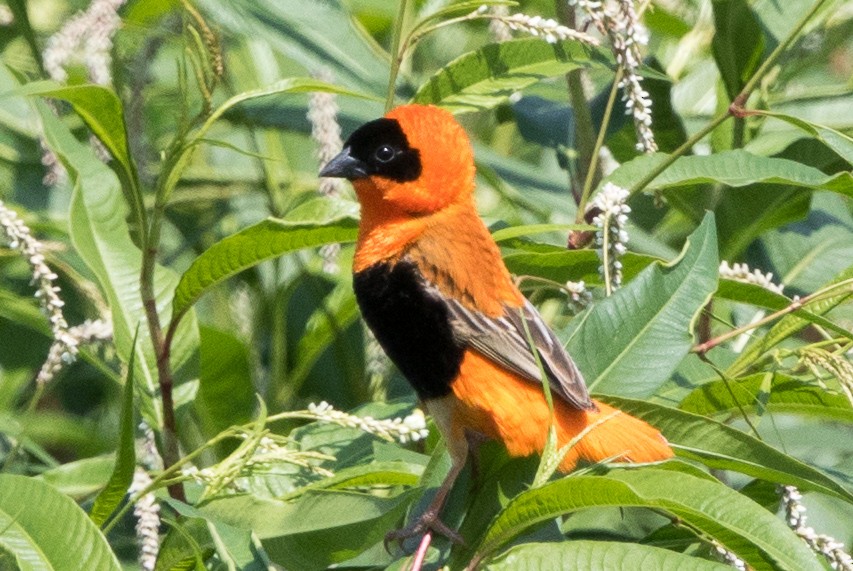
[{"xmin": 0, "ymin": 0, "xmax": 851, "ymax": 569}]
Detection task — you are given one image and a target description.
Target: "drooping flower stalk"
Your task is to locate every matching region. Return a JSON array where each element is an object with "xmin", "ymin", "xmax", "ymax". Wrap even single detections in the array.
[
  {"xmin": 568, "ymin": 0, "xmax": 657, "ymax": 152},
  {"xmin": 310, "ymin": 68, "xmax": 346, "ymax": 274},
  {"xmin": 781, "ymin": 485, "xmax": 853, "ymax": 570},
  {"xmin": 590, "ymin": 183, "xmax": 631, "ymax": 295}
]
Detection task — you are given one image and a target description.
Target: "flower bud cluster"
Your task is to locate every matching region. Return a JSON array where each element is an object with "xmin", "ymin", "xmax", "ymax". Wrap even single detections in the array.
[
  {"xmin": 568, "ymin": 0, "xmax": 657, "ymax": 152},
  {"xmin": 307, "ymin": 401, "xmax": 430, "ymax": 444},
  {"xmin": 499, "ymin": 12, "xmax": 600, "ymax": 45},
  {"xmin": 781, "ymin": 485, "xmax": 853, "ymax": 570},
  {"xmin": 1, "ymin": 201, "xmax": 78, "ymax": 381},
  {"xmin": 590, "ymin": 183, "xmax": 631, "ymax": 292},
  {"xmin": 128, "ymin": 468, "xmax": 161, "ymax": 571},
  {"xmin": 719, "ymin": 261, "xmax": 784, "ymax": 294},
  {"xmin": 42, "ymin": 0, "xmax": 126, "ymax": 85}
]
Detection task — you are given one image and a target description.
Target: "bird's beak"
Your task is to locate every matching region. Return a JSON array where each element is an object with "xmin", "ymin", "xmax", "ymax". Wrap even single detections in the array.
[{"xmin": 319, "ymin": 147, "xmax": 369, "ymax": 180}]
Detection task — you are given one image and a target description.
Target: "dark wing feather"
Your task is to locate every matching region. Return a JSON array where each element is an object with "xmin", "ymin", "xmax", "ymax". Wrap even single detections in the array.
[{"xmin": 445, "ymin": 296, "xmax": 595, "ymax": 411}]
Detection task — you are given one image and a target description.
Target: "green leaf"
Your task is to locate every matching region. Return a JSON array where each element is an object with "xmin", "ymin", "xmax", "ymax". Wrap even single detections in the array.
[
  {"xmin": 37, "ymin": 102, "xmax": 199, "ymax": 430},
  {"xmin": 728, "ymin": 263, "xmax": 853, "ymax": 376},
  {"xmin": 503, "ymin": 248, "xmax": 660, "ymax": 288},
  {"xmin": 476, "ymin": 469, "xmax": 822, "ymax": 571},
  {"xmin": 0, "ymin": 474, "xmax": 122, "ymax": 570},
  {"xmin": 89, "ymin": 328, "xmax": 138, "ymax": 526},
  {"xmin": 279, "ymin": 461, "xmax": 424, "ymax": 501},
  {"xmin": 9, "ymin": 82, "xmax": 146, "ymax": 246},
  {"xmin": 606, "ymin": 150, "xmax": 853, "ymax": 197},
  {"xmin": 487, "ymin": 540, "xmax": 731, "ymax": 570},
  {"xmin": 758, "ymin": 111, "xmax": 853, "ymax": 164},
  {"xmin": 412, "ymin": 0, "xmax": 517, "ymax": 32},
  {"xmin": 155, "ymin": 517, "xmax": 215, "ymax": 571},
  {"xmin": 170, "ymin": 197, "xmax": 359, "ymax": 325},
  {"xmin": 715, "ymin": 183, "xmax": 812, "ymax": 259},
  {"xmin": 197, "ymin": 489, "xmax": 415, "ymax": 570},
  {"xmin": 195, "ymin": 327, "xmax": 256, "ymax": 443},
  {"xmin": 598, "ymin": 395, "xmax": 853, "ymax": 504},
  {"xmin": 36, "ymin": 456, "xmax": 115, "ymax": 499},
  {"xmin": 679, "ymin": 372, "xmax": 853, "ymax": 422},
  {"xmin": 711, "ymin": 0, "xmax": 765, "ymax": 101},
  {"xmin": 491, "ymin": 223, "xmax": 594, "ymax": 243},
  {"xmin": 567, "ymin": 213, "xmax": 718, "ymax": 397},
  {"xmin": 8, "ymin": 82, "xmax": 134, "ymax": 185},
  {"xmin": 413, "ymin": 38, "xmax": 617, "ymax": 113},
  {"xmin": 163, "ymin": 499, "xmax": 270, "ymax": 570},
  {"xmin": 715, "ymin": 278, "xmax": 853, "ymax": 341}
]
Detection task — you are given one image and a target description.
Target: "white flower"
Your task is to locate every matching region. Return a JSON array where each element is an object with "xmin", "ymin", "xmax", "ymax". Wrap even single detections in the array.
[
  {"xmin": 719, "ymin": 261, "xmax": 784, "ymax": 294},
  {"xmin": 590, "ymin": 183, "xmax": 631, "ymax": 293}
]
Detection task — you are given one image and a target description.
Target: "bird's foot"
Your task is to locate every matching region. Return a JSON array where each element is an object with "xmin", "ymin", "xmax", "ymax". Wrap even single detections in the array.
[{"xmin": 384, "ymin": 509, "xmax": 464, "ymax": 553}]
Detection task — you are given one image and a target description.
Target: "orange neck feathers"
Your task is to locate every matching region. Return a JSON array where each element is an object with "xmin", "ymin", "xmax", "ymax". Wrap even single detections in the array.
[{"xmin": 351, "ymin": 105, "xmax": 522, "ymax": 313}]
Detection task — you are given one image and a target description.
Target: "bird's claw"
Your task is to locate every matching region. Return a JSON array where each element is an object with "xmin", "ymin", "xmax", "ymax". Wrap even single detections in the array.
[{"xmin": 384, "ymin": 511, "xmax": 465, "ymax": 553}]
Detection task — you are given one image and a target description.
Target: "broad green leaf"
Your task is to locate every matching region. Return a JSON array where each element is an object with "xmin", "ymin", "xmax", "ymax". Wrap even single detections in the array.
[
  {"xmin": 0, "ymin": 474, "xmax": 122, "ymax": 570},
  {"xmin": 7, "ymin": 82, "xmax": 134, "ymax": 185},
  {"xmin": 475, "ymin": 469, "xmax": 822, "ymax": 571},
  {"xmin": 758, "ymin": 111, "xmax": 853, "ymax": 164},
  {"xmin": 503, "ymin": 247, "xmax": 660, "ymax": 288},
  {"xmin": 607, "ymin": 150, "xmax": 853, "ymax": 197},
  {"xmin": 9, "ymin": 82, "xmax": 145, "ymax": 247},
  {"xmin": 413, "ymin": 38, "xmax": 617, "ymax": 113},
  {"xmin": 37, "ymin": 103, "xmax": 199, "ymax": 430},
  {"xmin": 679, "ymin": 372, "xmax": 853, "ymax": 422},
  {"xmin": 89, "ymin": 328, "xmax": 138, "ymax": 526},
  {"xmin": 198, "ymin": 489, "xmax": 414, "ymax": 570},
  {"xmin": 487, "ymin": 540, "xmax": 731, "ymax": 570},
  {"xmin": 170, "ymin": 197, "xmax": 359, "ymax": 325},
  {"xmin": 599, "ymin": 395, "xmax": 853, "ymax": 503},
  {"xmin": 567, "ymin": 213, "xmax": 718, "ymax": 397},
  {"xmin": 196, "ymin": 327, "xmax": 256, "ymax": 443},
  {"xmin": 711, "ymin": 0, "xmax": 765, "ymax": 101},
  {"xmin": 36, "ymin": 456, "xmax": 115, "ymax": 499}
]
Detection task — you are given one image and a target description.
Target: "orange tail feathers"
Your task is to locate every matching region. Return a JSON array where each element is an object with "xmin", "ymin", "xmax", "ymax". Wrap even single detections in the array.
[
  {"xmin": 556, "ymin": 399, "xmax": 673, "ymax": 472},
  {"xmin": 450, "ymin": 351, "xmax": 673, "ymax": 472}
]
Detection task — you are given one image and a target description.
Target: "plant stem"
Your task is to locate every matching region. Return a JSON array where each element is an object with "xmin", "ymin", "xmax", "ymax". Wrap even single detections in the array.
[
  {"xmin": 629, "ymin": 0, "xmax": 831, "ymax": 197},
  {"xmin": 140, "ymin": 220, "xmax": 184, "ymax": 501},
  {"xmin": 627, "ymin": 112, "xmax": 730, "ymax": 196},
  {"xmin": 385, "ymin": 0, "xmax": 412, "ymax": 112},
  {"xmin": 556, "ymin": 1, "xmax": 600, "ymax": 210},
  {"xmin": 577, "ymin": 68, "xmax": 622, "ymax": 220},
  {"xmin": 693, "ymin": 278, "xmax": 853, "ymax": 355}
]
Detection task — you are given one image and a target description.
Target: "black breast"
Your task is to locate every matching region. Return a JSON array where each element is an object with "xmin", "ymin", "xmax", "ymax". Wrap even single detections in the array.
[{"xmin": 353, "ymin": 260, "xmax": 464, "ymax": 399}]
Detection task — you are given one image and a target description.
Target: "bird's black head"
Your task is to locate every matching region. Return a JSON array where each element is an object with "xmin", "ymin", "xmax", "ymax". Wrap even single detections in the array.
[{"xmin": 319, "ymin": 118, "xmax": 422, "ymax": 182}]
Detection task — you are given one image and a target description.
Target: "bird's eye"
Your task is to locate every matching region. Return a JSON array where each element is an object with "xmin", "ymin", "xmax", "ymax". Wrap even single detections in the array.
[{"xmin": 374, "ymin": 144, "xmax": 396, "ymax": 163}]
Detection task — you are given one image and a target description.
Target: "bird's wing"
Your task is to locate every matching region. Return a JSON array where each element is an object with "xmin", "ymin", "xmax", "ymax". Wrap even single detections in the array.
[{"xmin": 445, "ymin": 296, "xmax": 595, "ymax": 411}]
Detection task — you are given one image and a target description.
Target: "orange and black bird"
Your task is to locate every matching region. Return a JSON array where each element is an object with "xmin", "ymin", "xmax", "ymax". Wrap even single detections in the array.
[{"xmin": 320, "ymin": 104, "xmax": 673, "ymax": 542}]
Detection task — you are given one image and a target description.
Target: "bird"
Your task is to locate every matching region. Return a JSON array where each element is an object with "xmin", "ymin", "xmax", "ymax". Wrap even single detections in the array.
[{"xmin": 320, "ymin": 103, "xmax": 673, "ymax": 544}]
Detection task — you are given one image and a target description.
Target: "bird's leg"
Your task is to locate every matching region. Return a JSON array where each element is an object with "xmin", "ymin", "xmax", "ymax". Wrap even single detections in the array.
[
  {"xmin": 385, "ymin": 455, "xmax": 467, "ymax": 550},
  {"xmin": 465, "ymin": 429, "xmax": 489, "ymax": 487}
]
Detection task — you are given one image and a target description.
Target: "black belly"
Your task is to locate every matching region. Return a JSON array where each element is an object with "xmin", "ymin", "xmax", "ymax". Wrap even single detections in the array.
[{"xmin": 353, "ymin": 260, "xmax": 463, "ymax": 399}]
